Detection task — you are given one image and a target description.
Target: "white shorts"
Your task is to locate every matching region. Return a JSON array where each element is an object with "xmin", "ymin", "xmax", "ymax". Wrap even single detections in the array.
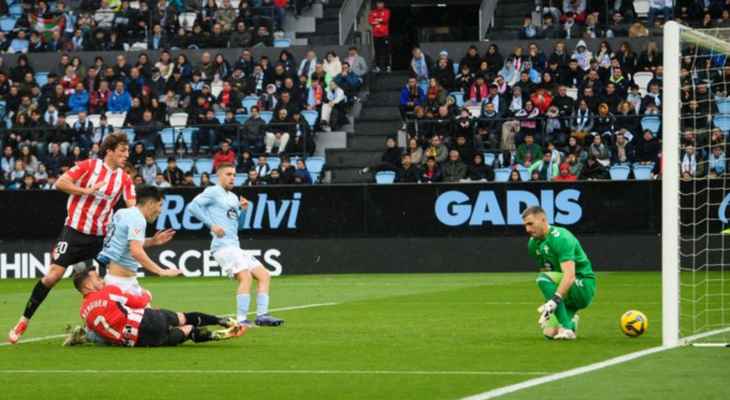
[
  {"xmin": 213, "ymin": 247, "xmax": 262, "ymax": 278},
  {"xmin": 104, "ymin": 274, "xmax": 144, "ymax": 296}
]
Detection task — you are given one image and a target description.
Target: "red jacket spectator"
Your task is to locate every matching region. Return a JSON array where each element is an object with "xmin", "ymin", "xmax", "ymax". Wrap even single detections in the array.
[
  {"xmin": 89, "ymin": 87, "xmax": 112, "ymax": 114},
  {"xmin": 553, "ymin": 163, "xmax": 577, "ymax": 181},
  {"xmin": 368, "ymin": 6, "xmax": 391, "ymax": 38},
  {"xmin": 469, "ymin": 82, "xmax": 488, "ymax": 103},
  {"xmin": 274, "ymin": 0, "xmax": 288, "ymax": 6},
  {"xmin": 530, "ymin": 89, "xmax": 553, "ymax": 114},
  {"xmin": 213, "ymin": 144, "xmax": 237, "ymax": 172}
]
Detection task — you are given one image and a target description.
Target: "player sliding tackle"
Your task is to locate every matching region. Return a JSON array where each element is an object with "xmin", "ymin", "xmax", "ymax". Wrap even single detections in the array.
[
  {"xmin": 522, "ymin": 206, "xmax": 596, "ymax": 340},
  {"xmin": 73, "ymin": 268, "xmax": 244, "ymax": 347},
  {"xmin": 188, "ymin": 163, "xmax": 283, "ymax": 327}
]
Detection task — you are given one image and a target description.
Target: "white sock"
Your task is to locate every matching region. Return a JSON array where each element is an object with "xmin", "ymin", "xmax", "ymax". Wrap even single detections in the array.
[
  {"xmin": 236, "ymin": 293, "xmax": 250, "ymax": 322},
  {"xmin": 256, "ymin": 293, "xmax": 269, "ymax": 316}
]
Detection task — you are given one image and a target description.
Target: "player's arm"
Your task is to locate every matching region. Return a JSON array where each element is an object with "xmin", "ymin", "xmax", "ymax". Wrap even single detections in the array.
[
  {"xmin": 56, "ymin": 160, "xmax": 105, "ymax": 196},
  {"xmin": 123, "ymin": 174, "xmax": 137, "ymax": 207},
  {"xmin": 143, "ymin": 229, "xmax": 176, "ymax": 248},
  {"xmin": 129, "ymin": 240, "xmax": 180, "ymax": 277},
  {"xmin": 188, "ymin": 189, "xmax": 225, "ymax": 237},
  {"xmin": 555, "ymin": 261, "xmax": 576, "ymax": 298}
]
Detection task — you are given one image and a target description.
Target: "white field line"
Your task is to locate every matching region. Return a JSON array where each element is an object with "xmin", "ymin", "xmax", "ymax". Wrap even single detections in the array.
[
  {"xmin": 0, "ymin": 369, "xmax": 549, "ymax": 376},
  {"xmin": 460, "ymin": 346, "xmax": 669, "ymax": 400},
  {"xmin": 1, "ymin": 302, "xmax": 339, "ymax": 347}
]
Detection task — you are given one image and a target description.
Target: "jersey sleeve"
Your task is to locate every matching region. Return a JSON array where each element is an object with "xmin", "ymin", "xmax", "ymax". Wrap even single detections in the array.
[
  {"xmin": 126, "ymin": 213, "xmax": 147, "ymax": 243},
  {"xmin": 122, "ymin": 174, "xmax": 136, "ymax": 204},
  {"xmin": 66, "ymin": 159, "xmax": 93, "ymax": 181},
  {"xmin": 552, "ymin": 230, "xmax": 578, "ymax": 263},
  {"xmin": 188, "ymin": 187, "xmax": 217, "ymax": 227}
]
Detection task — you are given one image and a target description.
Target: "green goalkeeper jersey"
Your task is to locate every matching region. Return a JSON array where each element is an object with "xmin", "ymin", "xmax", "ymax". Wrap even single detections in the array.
[{"xmin": 528, "ymin": 226, "xmax": 595, "ymax": 279}]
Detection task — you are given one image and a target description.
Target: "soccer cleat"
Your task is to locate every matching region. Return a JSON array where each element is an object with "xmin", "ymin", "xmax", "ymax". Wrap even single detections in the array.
[
  {"xmin": 554, "ymin": 328, "xmax": 577, "ymax": 340},
  {"xmin": 239, "ymin": 319, "xmax": 255, "ymax": 328},
  {"xmin": 219, "ymin": 317, "xmax": 239, "ymax": 328},
  {"xmin": 211, "ymin": 324, "xmax": 247, "ymax": 340},
  {"xmin": 255, "ymin": 314, "xmax": 284, "ymax": 327},
  {"xmin": 7, "ymin": 318, "xmax": 28, "ymax": 344},
  {"xmin": 63, "ymin": 325, "xmax": 88, "ymax": 346}
]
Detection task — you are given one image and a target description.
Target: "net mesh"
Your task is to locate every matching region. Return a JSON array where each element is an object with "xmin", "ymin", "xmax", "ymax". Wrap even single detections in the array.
[{"xmin": 677, "ymin": 27, "xmax": 730, "ymax": 343}]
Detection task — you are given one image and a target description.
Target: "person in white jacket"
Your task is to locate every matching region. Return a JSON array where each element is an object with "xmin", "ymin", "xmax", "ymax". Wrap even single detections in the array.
[
  {"xmin": 321, "ymin": 80, "xmax": 346, "ymax": 131},
  {"xmin": 323, "ymin": 51, "xmax": 343, "ymax": 79}
]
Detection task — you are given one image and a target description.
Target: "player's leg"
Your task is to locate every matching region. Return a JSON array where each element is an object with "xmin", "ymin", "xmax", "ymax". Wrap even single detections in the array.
[
  {"xmin": 214, "ymin": 247, "xmax": 255, "ymax": 325},
  {"xmin": 234, "ymin": 270, "xmax": 254, "ymax": 324},
  {"xmin": 251, "ymin": 265, "xmax": 284, "ymax": 326},
  {"xmin": 174, "ymin": 310, "xmax": 238, "ymax": 328},
  {"xmin": 9, "ymin": 228, "xmax": 91, "ymax": 343}
]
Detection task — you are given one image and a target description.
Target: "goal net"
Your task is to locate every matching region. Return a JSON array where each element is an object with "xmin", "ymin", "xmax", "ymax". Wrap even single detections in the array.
[{"xmin": 664, "ymin": 22, "xmax": 730, "ymax": 346}]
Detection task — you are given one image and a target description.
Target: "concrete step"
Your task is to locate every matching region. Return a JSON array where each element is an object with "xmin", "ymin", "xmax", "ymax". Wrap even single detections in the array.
[
  {"xmin": 355, "ymin": 121, "xmax": 401, "ymax": 136},
  {"xmin": 366, "ymin": 90, "xmax": 402, "ymax": 107},
  {"xmin": 326, "ymin": 149, "xmax": 382, "ymax": 167},
  {"xmin": 370, "ymin": 73, "xmax": 409, "ymax": 92},
  {"xmin": 298, "ymin": 33, "xmax": 339, "ymax": 46},
  {"xmin": 283, "ymin": 15, "xmax": 316, "ymax": 33},
  {"xmin": 348, "ymin": 133, "xmax": 393, "ymax": 150},
  {"xmin": 357, "ymin": 105, "xmax": 401, "ymax": 122},
  {"xmin": 323, "ymin": 6, "xmax": 340, "ymax": 19},
  {"xmin": 316, "ymin": 18, "xmax": 340, "ymax": 35},
  {"xmin": 330, "ymin": 167, "xmax": 372, "ymax": 183}
]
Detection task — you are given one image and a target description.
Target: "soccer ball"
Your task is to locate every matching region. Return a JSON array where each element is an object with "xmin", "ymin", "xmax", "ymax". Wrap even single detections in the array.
[{"xmin": 620, "ymin": 310, "xmax": 648, "ymax": 337}]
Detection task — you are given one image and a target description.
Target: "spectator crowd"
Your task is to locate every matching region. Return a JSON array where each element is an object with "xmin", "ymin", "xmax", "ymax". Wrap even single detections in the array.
[
  {"xmin": 0, "ymin": 44, "xmax": 370, "ymax": 189},
  {"xmin": 0, "ymin": 0, "xmax": 318, "ymax": 53}
]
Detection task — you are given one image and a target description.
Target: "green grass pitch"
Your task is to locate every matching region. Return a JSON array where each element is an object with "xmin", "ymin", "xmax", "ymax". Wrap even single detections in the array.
[{"xmin": 1, "ymin": 272, "xmax": 728, "ymax": 400}]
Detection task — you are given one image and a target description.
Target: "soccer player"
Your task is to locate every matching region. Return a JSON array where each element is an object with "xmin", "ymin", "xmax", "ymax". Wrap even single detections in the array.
[
  {"xmin": 9, "ymin": 133, "xmax": 146, "ymax": 344},
  {"xmin": 522, "ymin": 206, "xmax": 596, "ymax": 340},
  {"xmin": 97, "ymin": 184, "xmax": 181, "ymax": 294},
  {"xmin": 188, "ymin": 163, "xmax": 283, "ymax": 327},
  {"xmin": 73, "ymin": 268, "xmax": 244, "ymax": 347}
]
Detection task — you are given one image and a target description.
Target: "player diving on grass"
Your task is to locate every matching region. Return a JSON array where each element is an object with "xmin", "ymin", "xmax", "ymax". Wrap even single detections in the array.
[
  {"xmin": 188, "ymin": 163, "xmax": 283, "ymax": 327},
  {"xmin": 72, "ymin": 268, "xmax": 244, "ymax": 347},
  {"xmin": 522, "ymin": 206, "xmax": 596, "ymax": 340}
]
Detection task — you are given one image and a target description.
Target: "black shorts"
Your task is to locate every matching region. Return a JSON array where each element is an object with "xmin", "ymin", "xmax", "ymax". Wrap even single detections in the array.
[
  {"xmin": 136, "ymin": 309, "xmax": 183, "ymax": 347},
  {"xmin": 52, "ymin": 226, "xmax": 105, "ymax": 268}
]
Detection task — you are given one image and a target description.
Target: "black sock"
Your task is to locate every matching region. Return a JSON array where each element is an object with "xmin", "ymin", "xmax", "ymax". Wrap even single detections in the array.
[
  {"xmin": 183, "ymin": 312, "xmax": 223, "ymax": 327},
  {"xmin": 23, "ymin": 280, "xmax": 52, "ymax": 319},
  {"xmin": 190, "ymin": 327, "xmax": 214, "ymax": 343}
]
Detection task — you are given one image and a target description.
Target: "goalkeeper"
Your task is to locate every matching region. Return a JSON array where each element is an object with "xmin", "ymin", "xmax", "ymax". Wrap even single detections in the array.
[{"xmin": 522, "ymin": 206, "xmax": 596, "ymax": 340}]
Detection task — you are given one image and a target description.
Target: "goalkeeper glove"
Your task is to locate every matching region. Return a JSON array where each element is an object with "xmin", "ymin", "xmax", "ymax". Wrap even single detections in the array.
[{"xmin": 538, "ymin": 294, "xmax": 562, "ymax": 327}]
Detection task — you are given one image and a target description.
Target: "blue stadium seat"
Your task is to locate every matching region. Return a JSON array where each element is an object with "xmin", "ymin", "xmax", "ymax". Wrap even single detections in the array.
[
  {"xmin": 193, "ymin": 174, "xmax": 202, "ymax": 186},
  {"xmin": 34, "ymin": 71, "xmax": 48, "ymax": 87},
  {"xmin": 241, "ymin": 98, "xmax": 258, "ymax": 113},
  {"xmin": 0, "ymin": 17, "xmax": 16, "ymax": 32},
  {"xmin": 195, "ymin": 158, "xmax": 214, "ymax": 174},
  {"xmin": 235, "ymin": 113, "xmax": 249, "ymax": 125},
  {"xmin": 267, "ymin": 156, "xmax": 281, "ymax": 170},
  {"xmin": 633, "ymin": 164, "xmax": 654, "ymax": 180},
  {"xmin": 215, "ymin": 111, "xmax": 226, "ymax": 124},
  {"xmin": 450, "ymin": 91, "xmax": 465, "ymax": 108},
  {"xmin": 155, "ymin": 158, "xmax": 167, "ymax": 172},
  {"xmin": 181, "ymin": 127, "xmax": 198, "ymax": 148},
  {"xmin": 305, "ymin": 157, "xmax": 325, "ymax": 182},
  {"xmin": 452, "ymin": 62, "xmax": 459, "ymax": 75},
  {"xmin": 209, "ymin": 174, "xmax": 220, "ymax": 184},
  {"xmin": 160, "ymin": 128, "xmax": 176, "ymax": 151},
  {"xmin": 121, "ymin": 128, "xmax": 135, "ymax": 143},
  {"xmin": 260, "ymin": 111, "xmax": 273, "ymax": 124},
  {"xmin": 375, "ymin": 171, "xmax": 396, "ymax": 184},
  {"xmin": 234, "ymin": 173, "xmax": 247, "ymax": 186},
  {"xmin": 717, "ymin": 97, "xmax": 730, "ymax": 115},
  {"xmin": 301, "ymin": 110, "xmax": 318, "ymax": 128},
  {"xmin": 516, "ymin": 165, "xmax": 530, "ymax": 181},
  {"xmin": 273, "ymin": 38, "xmax": 291, "ymax": 48},
  {"xmin": 713, "ymin": 115, "xmax": 730, "ymax": 134},
  {"xmin": 640, "ymin": 116, "xmax": 661, "ymax": 136},
  {"xmin": 176, "ymin": 159, "xmax": 194, "ymax": 173},
  {"xmin": 609, "ymin": 165, "xmax": 630, "ymax": 180},
  {"xmin": 494, "ymin": 168, "xmax": 511, "ymax": 182},
  {"xmin": 483, "ymin": 152, "xmax": 496, "ymax": 166}
]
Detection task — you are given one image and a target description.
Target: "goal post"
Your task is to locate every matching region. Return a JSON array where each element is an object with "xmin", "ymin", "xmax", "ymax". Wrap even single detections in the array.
[
  {"xmin": 662, "ymin": 21, "xmax": 681, "ymax": 348},
  {"xmin": 663, "ymin": 22, "xmax": 730, "ymax": 347}
]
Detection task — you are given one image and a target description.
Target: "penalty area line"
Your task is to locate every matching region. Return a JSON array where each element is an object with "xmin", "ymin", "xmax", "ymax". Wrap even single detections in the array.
[
  {"xmin": 0, "ymin": 302, "xmax": 339, "ymax": 347},
  {"xmin": 460, "ymin": 346, "xmax": 669, "ymax": 400},
  {"xmin": 0, "ymin": 369, "xmax": 549, "ymax": 376}
]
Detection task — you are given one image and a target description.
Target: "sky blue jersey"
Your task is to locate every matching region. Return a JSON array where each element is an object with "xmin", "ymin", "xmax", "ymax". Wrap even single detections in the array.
[
  {"xmin": 188, "ymin": 185, "xmax": 242, "ymax": 253},
  {"xmin": 98, "ymin": 207, "xmax": 147, "ymax": 271}
]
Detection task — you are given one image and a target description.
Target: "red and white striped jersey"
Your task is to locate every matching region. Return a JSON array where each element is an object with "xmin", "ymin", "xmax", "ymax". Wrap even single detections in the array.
[
  {"xmin": 64, "ymin": 159, "xmax": 136, "ymax": 236},
  {"xmin": 80, "ymin": 285, "xmax": 151, "ymax": 347}
]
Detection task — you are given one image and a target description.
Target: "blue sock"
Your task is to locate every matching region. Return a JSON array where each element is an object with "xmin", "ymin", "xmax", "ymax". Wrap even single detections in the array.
[
  {"xmin": 256, "ymin": 293, "xmax": 269, "ymax": 316},
  {"xmin": 236, "ymin": 294, "xmax": 251, "ymax": 322}
]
